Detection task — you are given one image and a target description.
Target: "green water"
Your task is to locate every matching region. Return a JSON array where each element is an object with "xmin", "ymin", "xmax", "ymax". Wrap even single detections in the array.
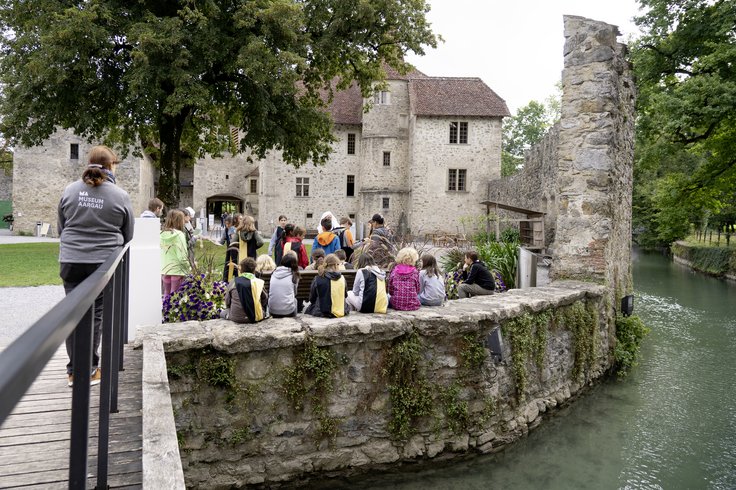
[{"xmin": 355, "ymin": 249, "xmax": 736, "ymax": 489}]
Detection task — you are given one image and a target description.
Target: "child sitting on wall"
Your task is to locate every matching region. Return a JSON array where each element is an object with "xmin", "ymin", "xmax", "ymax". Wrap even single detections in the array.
[
  {"xmin": 255, "ymin": 254, "xmax": 276, "ymax": 278},
  {"xmin": 388, "ymin": 247, "xmax": 421, "ymax": 311},
  {"xmin": 268, "ymin": 251, "xmax": 300, "ymax": 317},
  {"xmin": 304, "ymin": 248, "xmax": 326, "ymax": 271},
  {"xmin": 418, "ymin": 253, "xmax": 445, "ymax": 306},
  {"xmin": 347, "ymin": 253, "xmax": 388, "ymax": 313},
  {"xmin": 305, "ymin": 254, "xmax": 349, "ymax": 318},
  {"xmin": 222, "ymin": 257, "xmax": 268, "ymax": 323}
]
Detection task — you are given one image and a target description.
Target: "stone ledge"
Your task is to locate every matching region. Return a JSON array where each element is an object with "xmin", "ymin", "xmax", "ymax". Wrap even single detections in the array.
[{"xmin": 134, "ymin": 282, "xmax": 604, "ymax": 353}]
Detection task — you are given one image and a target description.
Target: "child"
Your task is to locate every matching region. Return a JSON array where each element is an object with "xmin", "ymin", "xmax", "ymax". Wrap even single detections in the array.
[
  {"xmin": 388, "ymin": 247, "xmax": 421, "ymax": 311},
  {"xmin": 274, "ymin": 223, "xmax": 294, "ymax": 266},
  {"xmin": 418, "ymin": 253, "xmax": 445, "ymax": 306},
  {"xmin": 347, "ymin": 253, "xmax": 388, "ymax": 313},
  {"xmin": 268, "ymin": 251, "xmax": 299, "ymax": 317},
  {"xmin": 304, "ymin": 248, "xmax": 326, "ymax": 271},
  {"xmin": 338, "ymin": 217, "xmax": 355, "ymax": 261},
  {"xmin": 224, "ymin": 237, "xmax": 239, "ymax": 282},
  {"xmin": 334, "ymin": 249, "xmax": 353, "ymax": 270},
  {"xmin": 312, "ymin": 216, "xmax": 341, "ymax": 255},
  {"xmin": 255, "ymin": 254, "xmax": 276, "ymax": 277},
  {"xmin": 223, "ymin": 257, "xmax": 268, "ymax": 323},
  {"xmin": 160, "ymin": 209, "xmax": 191, "ymax": 296},
  {"xmin": 237, "ymin": 215, "xmax": 264, "ymax": 260},
  {"xmin": 305, "ymin": 254, "xmax": 349, "ymax": 318},
  {"xmin": 268, "ymin": 215, "xmax": 287, "ymax": 258}
]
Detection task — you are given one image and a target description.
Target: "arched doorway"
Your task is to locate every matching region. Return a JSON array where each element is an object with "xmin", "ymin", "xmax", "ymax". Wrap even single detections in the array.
[{"xmin": 206, "ymin": 194, "xmax": 244, "ymax": 224}]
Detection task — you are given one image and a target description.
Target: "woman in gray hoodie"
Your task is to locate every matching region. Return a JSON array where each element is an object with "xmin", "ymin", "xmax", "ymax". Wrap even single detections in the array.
[{"xmin": 268, "ymin": 252, "xmax": 299, "ymax": 317}]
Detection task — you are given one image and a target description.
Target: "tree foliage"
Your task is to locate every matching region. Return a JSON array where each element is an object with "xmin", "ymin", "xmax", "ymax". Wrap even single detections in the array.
[
  {"xmin": 0, "ymin": 0, "xmax": 438, "ymax": 206},
  {"xmin": 501, "ymin": 95, "xmax": 559, "ymax": 177},
  {"xmin": 631, "ymin": 0, "xmax": 736, "ymax": 246}
]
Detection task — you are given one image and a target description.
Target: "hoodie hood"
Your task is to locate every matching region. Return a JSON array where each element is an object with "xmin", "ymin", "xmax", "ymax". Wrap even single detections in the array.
[
  {"xmin": 394, "ymin": 264, "xmax": 416, "ymax": 275},
  {"xmin": 160, "ymin": 229, "xmax": 184, "ymax": 244},
  {"xmin": 317, "ymin": 231, "xmax": 337, "ymax": 246},
  {"xmin": 272, "ymin": 266, "xmax": 294, "ymax": 280},
  {"xmin": 365, "ymin": 265, "xmax": 386, "ymax": 281},
  {"xmin": 240, "ymin": 230, "xmax": 256, "ymax": 240}
]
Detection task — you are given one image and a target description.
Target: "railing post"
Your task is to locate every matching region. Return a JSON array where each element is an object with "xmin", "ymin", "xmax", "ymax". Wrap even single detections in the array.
[
  {"xmin": 96, "ymin": 280, "xmax": 116, "ymax": 490},
  {"xmin": 110, "ymin": 266, "xmax": 123, "ymax": 413},
  {"xmin": 69, "ymin": 307, "xmax": 94, "ymax": 489}
]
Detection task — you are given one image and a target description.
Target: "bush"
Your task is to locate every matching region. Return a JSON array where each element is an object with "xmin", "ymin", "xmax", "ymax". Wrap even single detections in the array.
[
  {"xmin": 163, "ymin": 274, "xmax": 227, "ymax": 323},
  {"xmin": 477, "ymin": 241, "xmax": 519, "ymax": 289},
  {"xmin": 614, "ymin": 314, "xmax": 649, "ymax": 377},
  {"xmin": 671, "ymin": 241, "xmax": 736, "ymax": 276}
]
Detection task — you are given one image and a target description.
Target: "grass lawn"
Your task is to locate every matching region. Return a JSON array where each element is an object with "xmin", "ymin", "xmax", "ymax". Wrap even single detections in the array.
[
  {"xmin": 0, "ymin": 243, "xmax": 62, "ymax": 287},
  {"xmin": 0, "ymin": 238, "xmax": 313, "ymax": 287},
  {"xmin": 682, "ymin": 235, "xmax": 736, "ymax": 249}
]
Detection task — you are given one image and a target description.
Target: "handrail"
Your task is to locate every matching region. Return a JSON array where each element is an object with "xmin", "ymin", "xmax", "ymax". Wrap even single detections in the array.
[{"xmin": 0, "ymin": 243, "xmax": 131, "ymax": 489}]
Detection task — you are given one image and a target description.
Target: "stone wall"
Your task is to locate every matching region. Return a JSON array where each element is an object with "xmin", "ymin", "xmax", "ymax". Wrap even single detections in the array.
[
  {"xmin": 11, "ymin": 129, "xmax": 152, "ymax": 235},
  {"xmin": 490, "ymin": 16, "xmax": 635, "ymax": 304},
  {"xmin": 0, "ymin": 167, "xmax": 11, "ymax": 201},
  {"xmin": 138, "ymin": 282, "xmax": 613, "ymax": 487},
  {"xmin": 552, "ymin": 16, "xmax": 635, "ymax": 310}
]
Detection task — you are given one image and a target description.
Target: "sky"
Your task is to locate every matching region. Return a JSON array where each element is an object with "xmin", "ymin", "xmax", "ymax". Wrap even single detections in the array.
[{"xmin": 406, "ymin": 0, "xmax": 644, "ymax": 114}]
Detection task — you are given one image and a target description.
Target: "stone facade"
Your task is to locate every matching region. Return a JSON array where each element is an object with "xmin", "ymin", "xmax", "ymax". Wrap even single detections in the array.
[
  {"xmin": 0, "ymin": 168, "xmax": 11, "ymax": 201},
  {"xmin": 138, "ymin": 281, "xmax": 610, "ymax": 487},
  {"xmin": 10, "ymin": 129, "xmax": 155, "ymax": 234},
  {"xmin": 8, "ymin": 74, "xmax": 508, "ymax": 237}
]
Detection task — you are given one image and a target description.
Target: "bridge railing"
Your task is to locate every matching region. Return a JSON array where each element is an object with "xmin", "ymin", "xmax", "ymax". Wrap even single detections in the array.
[{"xmin": 0, "ymin": 244, "xmax": 131, "ymax": 489}]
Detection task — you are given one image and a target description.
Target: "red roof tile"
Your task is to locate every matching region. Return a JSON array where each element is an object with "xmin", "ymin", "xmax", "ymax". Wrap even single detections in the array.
[{"xmin": 409, "ymin": 78, "xmax": 510, "ymax": 117}]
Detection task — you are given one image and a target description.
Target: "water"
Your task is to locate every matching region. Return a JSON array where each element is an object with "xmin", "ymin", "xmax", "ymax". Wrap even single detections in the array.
[{"xmin": 356, "ymin": 249, "xmax": 736, "ymax": 489}]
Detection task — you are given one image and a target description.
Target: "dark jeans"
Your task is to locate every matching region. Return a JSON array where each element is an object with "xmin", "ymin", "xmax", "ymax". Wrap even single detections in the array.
[{"xmin": 60, "ymin": 263, "xmax": 103, "ymax": 375}]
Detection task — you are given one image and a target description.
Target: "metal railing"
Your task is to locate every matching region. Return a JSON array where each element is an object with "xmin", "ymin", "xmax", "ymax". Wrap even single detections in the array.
[{"xmin": 0, "ymin": 244, "xmax": 131, "ymax": 489}]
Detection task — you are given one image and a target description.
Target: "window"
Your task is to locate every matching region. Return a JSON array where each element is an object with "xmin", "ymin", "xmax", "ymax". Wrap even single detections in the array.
[
  {"xmin": 449, "ymin": 121, "xmax": 468, "ymax": 144},
  {"xmin": 383, "ymin": 151, "xmax": 391, "ymax": 167},
  {"xmin": 448, "ymin": 169, "xmax": 467, "ymax": 191},
  {"xmin": 382, "ymin": 197, "xmax": 390, "ymax": 209},
  {"xmin": 306, "ymin": 213, "xmax": 313, "ymax": 219},
  {"xmin": 70, "ymin": 143, "xmax": 79, "ymax": 160},
  {"xmin": 373, "ymin": 90, "xmax": 391, "ymax": 105},
  {"xmin": 347, "ymin": 175, "xmax": 355, "ymax": 197},
  {"xmin": 347, "ymin": 133, "xmax": 356, "ymax": 155},
  {"xmin": 349, "ymin": 213, "xmax": 356, "ymax": 220},
  {"xmin": 250, "ymin": 179, "xmax": 257, "ymax": 194},
  {"xmin": 296, "ymin": 177, "xmax": 310, "ymax": 197}
]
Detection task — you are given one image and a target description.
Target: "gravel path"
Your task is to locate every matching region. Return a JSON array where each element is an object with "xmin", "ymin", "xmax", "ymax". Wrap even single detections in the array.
[{"xmin": 0, "ymin": 286, "xmax": 66, "ymax": 348}]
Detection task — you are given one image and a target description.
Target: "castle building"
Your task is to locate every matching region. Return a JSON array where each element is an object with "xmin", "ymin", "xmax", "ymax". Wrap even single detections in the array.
[{"xmin": 8, "ymin": 69, "xmax": 509, "ymax": 236}]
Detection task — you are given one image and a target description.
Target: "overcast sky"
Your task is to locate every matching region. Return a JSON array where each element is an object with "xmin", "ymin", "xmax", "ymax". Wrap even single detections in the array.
[{"xmin": 406, "ymin": 0, "xmax": 644, "ymax": 114}]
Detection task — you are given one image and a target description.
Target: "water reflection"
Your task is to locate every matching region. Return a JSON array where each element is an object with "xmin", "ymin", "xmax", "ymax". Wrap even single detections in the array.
[{"xmin": 353, "ymin": 250, "xmax": 736, "ymax": 490}]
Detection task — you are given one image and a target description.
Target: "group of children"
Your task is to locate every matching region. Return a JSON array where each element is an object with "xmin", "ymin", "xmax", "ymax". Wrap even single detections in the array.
[
  {"xmin": 221, "ymin": 244, "xmax": 448, "ymax": 324},
  {"xmin": 162, "ymin": 208, "xmax": 495, "ymax": 322}
]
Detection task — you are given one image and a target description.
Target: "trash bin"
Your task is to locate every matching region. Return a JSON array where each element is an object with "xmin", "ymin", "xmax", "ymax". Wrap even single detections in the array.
[{"xmin": 35, "ymin": 221, "xmax": 42, "ymax": 237}]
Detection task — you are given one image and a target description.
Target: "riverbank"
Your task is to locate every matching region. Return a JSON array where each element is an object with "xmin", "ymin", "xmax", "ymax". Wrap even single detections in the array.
[{"xmin": 671, "ymin": 240, "xmax": 736, "ymax": 283}]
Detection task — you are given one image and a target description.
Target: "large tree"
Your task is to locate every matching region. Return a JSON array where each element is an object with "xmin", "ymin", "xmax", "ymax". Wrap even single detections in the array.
[
  {"xmin": 501, "ymin": 97, "xmax": 558, "ymax": 177},
  {"xmin": 631, "ymin": 0, "xmax": 736, "ymax": 245},
  {"xmin": 0, "ymin": 0, "xmax": 437, "ymax": 206}
]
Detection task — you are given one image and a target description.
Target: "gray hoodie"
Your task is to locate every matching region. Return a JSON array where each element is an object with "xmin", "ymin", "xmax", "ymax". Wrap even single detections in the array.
[
  {"xmin": 350, "ymin": 266, "xmax": 388, "ymax": 311},
  {"xmin": 419, "ymin": 269, "xmax": 445, "ymax": 306},
  {"xmin": 58, "ymin": 179, "xmax": 134, "ymax": 264},
  {"xmin": 268, "ymin": 266, "xmax": 298, "ymax": 316}
]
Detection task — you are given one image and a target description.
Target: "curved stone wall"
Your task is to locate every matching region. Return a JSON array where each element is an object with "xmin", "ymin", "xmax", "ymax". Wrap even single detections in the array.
[{"xmin": 138, "ymin": 282, "xmax": 612, "ymax": 487}]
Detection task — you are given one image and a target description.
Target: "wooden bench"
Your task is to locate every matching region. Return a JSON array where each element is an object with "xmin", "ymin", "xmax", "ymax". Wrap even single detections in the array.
[{"xmin": 260, "ymin": 269, "xmax": 358, "ymax": 301}]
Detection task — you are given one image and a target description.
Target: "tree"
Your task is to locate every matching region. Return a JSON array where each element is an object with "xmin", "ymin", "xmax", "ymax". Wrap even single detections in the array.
[
  {"xmin": 501, "ymin": 97, "xmax": 558, "ymax": 177},
  {"xmin": 0, "ymin": 0, "xmax": 438, "ymax": 206},
  {"xmin": 631, "ymin": 0, "xmax": 736, "ymax": 245}
]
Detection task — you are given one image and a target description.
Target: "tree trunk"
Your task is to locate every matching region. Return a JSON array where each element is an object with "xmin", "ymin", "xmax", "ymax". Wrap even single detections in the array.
[{"xmin": 157, "ymin": 110, "xmax": 190, "ymax": 209}]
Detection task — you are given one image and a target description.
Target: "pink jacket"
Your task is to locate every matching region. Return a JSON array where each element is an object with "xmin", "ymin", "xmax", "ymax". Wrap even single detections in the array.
[{"xmin": 388, "ymin": 264, "xmax": 421, "ymax": 311}]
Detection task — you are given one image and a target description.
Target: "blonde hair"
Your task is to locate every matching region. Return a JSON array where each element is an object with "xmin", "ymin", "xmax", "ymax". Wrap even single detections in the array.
[
  {"xmin": 318, "ymin": 254, "xmax": 341, "ymax": 276},
  {"xmin": 238, "ymin": 215, "xmax": 256, "ymax": 232},
  {"xmin": 255, "ymin": 254, "xmax": 276, "ymax": 274},
  {"xmin": 163, "ymin": 209, "xmax": 185, "ymax": 232},
  {"xmin": 395, "ymin": 247, "xmax": 419, "ymax": 266}
]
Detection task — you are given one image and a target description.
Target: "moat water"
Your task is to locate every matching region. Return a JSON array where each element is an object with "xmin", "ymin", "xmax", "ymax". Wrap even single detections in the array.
[{"xmin": 355, "ymin": 249, "xmax": 736, "ymax": 489}]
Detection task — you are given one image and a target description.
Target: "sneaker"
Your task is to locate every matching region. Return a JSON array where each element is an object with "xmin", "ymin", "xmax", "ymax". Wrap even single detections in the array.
[
  {"xmin": 67, "ymin": 374, "xmax": 74, "ymax": 387},
  {"xmin": 90, "ymin": 368, "xmax": 101, "ymax": 386}
]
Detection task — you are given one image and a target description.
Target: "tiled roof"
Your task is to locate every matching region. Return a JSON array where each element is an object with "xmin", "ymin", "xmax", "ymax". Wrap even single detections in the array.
[
  {"xmin": 409, "ymin": 78, "xmax": 510, "ymax": 117},
  {"xmin": 325, "ymin": 73, "xmax": 509, "ymax": 124},
  {"xmin": 327, "ymin": 84, "xmax": 363, "ymax": 125}
]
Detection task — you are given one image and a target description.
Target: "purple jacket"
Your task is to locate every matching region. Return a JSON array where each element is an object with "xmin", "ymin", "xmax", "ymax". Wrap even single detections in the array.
[{"xmin": 388, "ymin": 264, "xmax": 421, "ymax": 311}]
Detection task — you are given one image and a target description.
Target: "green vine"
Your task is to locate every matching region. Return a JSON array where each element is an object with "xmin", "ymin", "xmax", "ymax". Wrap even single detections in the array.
[
  {"xmin": 281, "ymin": 337, "xmax": 339, "ymax": 444},
  {"xmin": 614, "ymin": 314, "xmax": 650, "ymax": 377},
  {"xmin": 556, "ymin": 301, "xmax": 599, "ymax": 381},
  {"xmin": 167, "ymin": 348, "xmax": 247, "ymax": 410},
  {"xmin": 459, "ymin": 333, "xmax": 487, "ymax": 375},
  {"xmin": 501, "ymin": 310, "xmax": 551, "ymax": 400},
  {"xmin": 382, "ymin": 331, "xmax": 434, "ymax": 440},
  {"xmin": 438, "ymin": 382, "xmax": 469, "ymax": 434}
]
